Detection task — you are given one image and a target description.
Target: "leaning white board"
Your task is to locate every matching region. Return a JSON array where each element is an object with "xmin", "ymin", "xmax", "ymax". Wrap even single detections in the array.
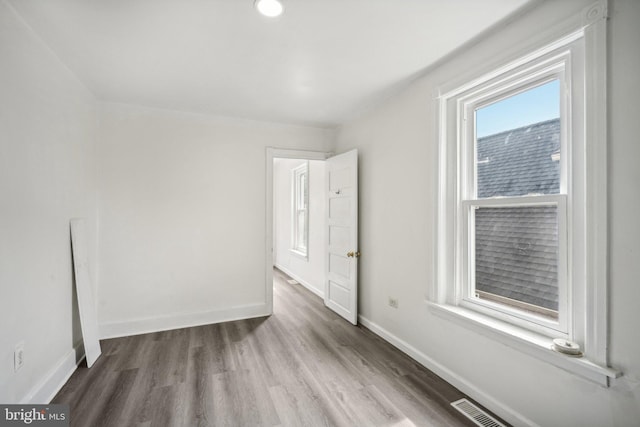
[{"xmin": 70, "ymin": 218, "xmax": 102, "ymax": 367}]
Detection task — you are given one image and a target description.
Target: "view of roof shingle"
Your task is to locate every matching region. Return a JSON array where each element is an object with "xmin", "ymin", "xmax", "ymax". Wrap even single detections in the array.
[
  {"xmin": 477, "ymin": 119, "xmax": 560, "ymax": 198},
  {"xmin": 474, "ymin": 119, "xmax": 560, "ymax": 312}
]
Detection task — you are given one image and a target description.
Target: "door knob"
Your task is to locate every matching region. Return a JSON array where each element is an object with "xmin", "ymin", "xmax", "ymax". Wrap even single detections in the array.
[{"xmin": 347, "ymin": 251, "xmax": 361, "ymax": 258}]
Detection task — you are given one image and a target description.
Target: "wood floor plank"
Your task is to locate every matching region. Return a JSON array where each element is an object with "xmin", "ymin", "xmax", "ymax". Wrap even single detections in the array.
[
  {"xmin": 268, "ymin": 382, "xmax": 351, "ymax": 427},
  {"xmin": 53, "ymin": 268, "xmax": 506, "ymax": 426},
  {"xmin": 211, "ymin": 369, "xmax": 279, "ymax": 427},
  {"xmin": 94, "ymin": 368, "xmax": 139, "ymax": 427},
  {"xmin": 149, "ymin": 385, "xmax": 178, "ymax": 427}
]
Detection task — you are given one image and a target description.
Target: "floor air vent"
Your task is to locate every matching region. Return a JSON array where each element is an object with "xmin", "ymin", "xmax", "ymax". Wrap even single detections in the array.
[{"xmin": 451, "ymin": 398, "xmax": 506, "ymax": 427}]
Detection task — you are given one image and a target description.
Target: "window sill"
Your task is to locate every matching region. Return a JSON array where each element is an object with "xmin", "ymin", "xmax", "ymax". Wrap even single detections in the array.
[
  {"xmin": 289, "ymin": 249, "xmax": 308, "ymax": 261},
  {"xmin": 427, "ymin": 302, "xmax": 621, "ymax": 386}
]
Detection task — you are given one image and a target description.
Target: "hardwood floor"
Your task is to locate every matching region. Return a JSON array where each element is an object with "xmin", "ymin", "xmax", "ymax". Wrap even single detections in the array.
[{"xmin": 53, "ymin": 269, "xmax": 505, "ymax": 426}]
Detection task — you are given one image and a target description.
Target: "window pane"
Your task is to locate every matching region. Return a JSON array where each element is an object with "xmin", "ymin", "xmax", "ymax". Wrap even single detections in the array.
[
  {"xmin": 297, "ymin": 210, "xmax": 307, "ymax": 250},
  {"xmin": 475, "ymin": 80, "xmax": 560, "ymax": 198},
  {"xmin": 296, "ymin": 174, "xmax": 302, "ymax": 209},
  {"xmin": 474, "ymin": 205, "xmax": 558, "ymax": 318},
  {"xmin": 301, "ymin": 173, "xmax": 308, "ymax": 209}
]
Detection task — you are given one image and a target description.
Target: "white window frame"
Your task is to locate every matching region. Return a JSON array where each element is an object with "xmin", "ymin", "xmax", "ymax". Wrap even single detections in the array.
[
  {"xmin": 430, "ymin": 1, "xmax": 619, "ymax": 386},
  {"xmin": 290, "ymin": 162, "xmax": 309, "ymax": 258},
  {"xmin": 458, "ymin": 61, "xmax": 570, "ymax": 338}
]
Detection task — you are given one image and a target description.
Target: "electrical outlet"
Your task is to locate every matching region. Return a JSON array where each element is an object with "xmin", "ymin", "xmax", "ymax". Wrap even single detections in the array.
[
  {"xmin": 14, "ymin": 342, "xmax": 24, "ymax": 372},
  {"xmin": 388, "ymin": 297, "xmax": 399, "ymax": 309}
]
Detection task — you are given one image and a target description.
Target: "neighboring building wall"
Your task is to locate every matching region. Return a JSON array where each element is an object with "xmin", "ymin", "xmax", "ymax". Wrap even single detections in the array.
[
  {"xmin": 334, "ymin": 1, "xmax": 640, "ymax": 426},
  {"xmin": 0, "ymin": 0, "xmax": 98, "ymax": 403},
  {"xmin": 273, "ymin": 158, "xmax": 327, "ymax": 298},
  {"xmin": 97, "ymin": 103, "xmax": 333, "ymax": 338}
]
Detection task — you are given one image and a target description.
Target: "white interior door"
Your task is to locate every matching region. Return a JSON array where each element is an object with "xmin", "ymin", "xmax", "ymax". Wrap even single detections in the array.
[{"xmin": 324, "ymin": 149, "xmax": 358, "ymax": 324}]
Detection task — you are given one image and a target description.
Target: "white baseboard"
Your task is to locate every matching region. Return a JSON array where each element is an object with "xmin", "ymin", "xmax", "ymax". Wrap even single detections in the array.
[
  {"xmin": 20, "ymin": 344, "xmax": 85, "ymax": 404},
  {"xmin": 99, "ymin": 303, "xmax": 269, "ymax": 339},
  {"xmin": 274, "ymin": 264, "xmax": 324, "ymax": 299},
  {"xmin": 358, "ymin": 315, "xmax": 539, "ymax": 427}
]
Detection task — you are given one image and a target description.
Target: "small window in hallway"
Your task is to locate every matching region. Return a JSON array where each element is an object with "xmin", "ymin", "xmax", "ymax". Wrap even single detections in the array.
[{"xmin": 292, "ymin": 162, "xmax": 309, "ymax": 256}]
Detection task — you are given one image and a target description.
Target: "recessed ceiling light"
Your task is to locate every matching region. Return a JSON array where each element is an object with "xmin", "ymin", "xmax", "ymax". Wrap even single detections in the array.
[{"xmin": 255, "ymin": 0, "xmax": 283, "ymax": 17}]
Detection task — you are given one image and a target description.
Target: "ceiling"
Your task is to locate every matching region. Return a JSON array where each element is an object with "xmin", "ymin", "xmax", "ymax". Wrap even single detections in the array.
[{"xmin": 9, "ymin": 0, "xmax": 532, "ymax": 127}]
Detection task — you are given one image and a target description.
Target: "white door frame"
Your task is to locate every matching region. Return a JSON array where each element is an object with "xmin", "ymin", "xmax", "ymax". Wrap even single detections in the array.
[{"xmin": 265, "ymin": 148, "xmax": 332, "ymax": 315}]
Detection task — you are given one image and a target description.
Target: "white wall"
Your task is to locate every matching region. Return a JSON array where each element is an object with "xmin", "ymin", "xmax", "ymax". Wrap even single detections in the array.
[
  {"xmin": 97, "ymin": 103, "xmax": 333, "ymax": 338},
  {"xmin": 334, "ymin": 0, "xmax": 640, "ymax": 426},
  {"xmin": 273, "ymin": 158, "xmax": 327, "ymax": 297},
  {"xmin": 0, "ymin": 0, "xmax": 97, "ymax": 403}
]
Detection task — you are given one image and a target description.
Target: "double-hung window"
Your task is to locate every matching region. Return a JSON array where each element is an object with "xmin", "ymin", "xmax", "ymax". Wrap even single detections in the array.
[
  {"xmin": 291, "ymin": 163, "xmax": 309, "ymax": 257},
  {"xmin": 432, "ymin": 2, "xmax": 618, "ymax": 385},
  {"xmin": 460, "ymin": 69, "xmax": 569, "ymax": 336}
]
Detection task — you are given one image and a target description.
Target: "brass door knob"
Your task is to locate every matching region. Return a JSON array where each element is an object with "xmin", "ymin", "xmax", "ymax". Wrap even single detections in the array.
[{"xmin": 347, "ymin": 251, "xmax": 361, "ymax": 258}]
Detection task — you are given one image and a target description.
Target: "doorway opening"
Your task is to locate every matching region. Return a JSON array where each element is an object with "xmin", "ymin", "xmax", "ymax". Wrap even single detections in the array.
[
  {"xmin": 266, "ymin": 149, "xmax": 330, "ymax": 316},
  {"xmin": 265, "ymin": 148, "xmax": 359, "ymax": 324},
  {"xmin": 272, "ymin": 157, "xmax": 327, "ymax": 301}
]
